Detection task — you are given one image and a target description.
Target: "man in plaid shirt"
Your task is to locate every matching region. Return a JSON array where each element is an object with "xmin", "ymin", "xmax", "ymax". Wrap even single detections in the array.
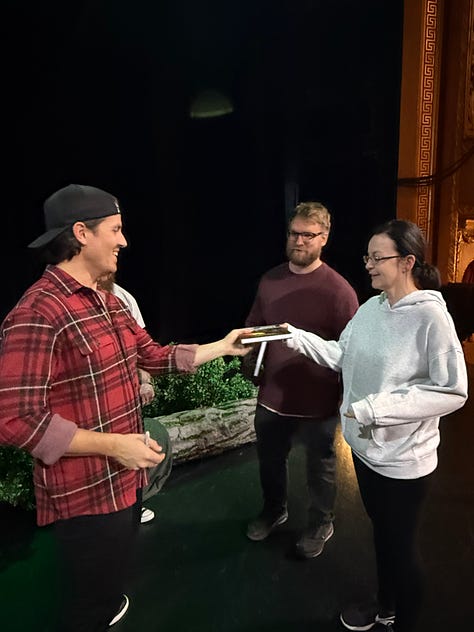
[{"xmin": 0, "ymin": 184, "xmax": 250, "ymax": 632}]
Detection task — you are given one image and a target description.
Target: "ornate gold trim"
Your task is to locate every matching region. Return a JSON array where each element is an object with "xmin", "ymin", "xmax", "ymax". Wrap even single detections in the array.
[{"xmin": 416, "ymin": 0, "xmax": 440, "ymax": 240}]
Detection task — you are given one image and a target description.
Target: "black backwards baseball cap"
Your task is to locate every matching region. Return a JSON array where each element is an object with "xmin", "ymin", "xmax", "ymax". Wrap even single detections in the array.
[{"xmin": 28, "ymin": 184, "xmax": 121, "ymax": 249}]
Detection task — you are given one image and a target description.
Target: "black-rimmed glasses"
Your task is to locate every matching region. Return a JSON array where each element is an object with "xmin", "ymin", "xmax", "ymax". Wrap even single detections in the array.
[
  {"xmin": 287, "ymin": 230, "xmax": 325, "ymax": 243},
  {"xmin": 363, "ymin": 255, "xmax": 402, "ymax": 265}
]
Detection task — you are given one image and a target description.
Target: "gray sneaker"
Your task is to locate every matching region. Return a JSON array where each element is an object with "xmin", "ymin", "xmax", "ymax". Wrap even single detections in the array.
[
  {"xmin": 295, "ymin": 521, "xmax": 334, "ymax": 559},
  {"xmin": 246, "ymin": 509, "xmax": 288, "ymax": 541}
]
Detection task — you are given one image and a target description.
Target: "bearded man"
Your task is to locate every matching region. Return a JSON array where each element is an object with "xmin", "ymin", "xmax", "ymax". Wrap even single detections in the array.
[{"xmin": 244, "ymin": 201, "xmax": 359, "ymax": 559}]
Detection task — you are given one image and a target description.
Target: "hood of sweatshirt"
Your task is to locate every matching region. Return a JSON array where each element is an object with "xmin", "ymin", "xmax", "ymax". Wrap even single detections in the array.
[{"xmin": 377, "ymin": 289, "xmax": 447, "ymax": 311}]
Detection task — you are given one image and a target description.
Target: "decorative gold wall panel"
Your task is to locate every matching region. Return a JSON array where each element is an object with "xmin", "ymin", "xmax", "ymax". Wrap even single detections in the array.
[
  {"xmin": 397, "ymin": 0, "xmax": 442, "ymax": 259},
  {"xmin": 399, "ymin": 0, "xmax": 474, "ymax": 281},
  {"xmin": 464, "ymin": 1, "xmax": 474, "ymax": 138},
  {"xmin": 448, "ymin": 0, "xmax": 474, "ymax": 281},
  {"xmin": 416, "ymin": 0, "xmax": 440, "ymax": 241}
]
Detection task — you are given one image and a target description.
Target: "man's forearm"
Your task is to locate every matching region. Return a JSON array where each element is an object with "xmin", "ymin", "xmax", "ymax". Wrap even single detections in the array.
[
  {"xmin": 193, "ymin": 339, "xmax": 228, "ymax": 366},
  {"xmin": 193, "ymin": 328, "xmax": 251, "ymax": 366},
  {"xmin": 66, "ymin": 427, "xmax": 166, "ymax": 470},
  {"xmin": 65, "ymin": 427, "xmax": 118, "ymax": 457}
]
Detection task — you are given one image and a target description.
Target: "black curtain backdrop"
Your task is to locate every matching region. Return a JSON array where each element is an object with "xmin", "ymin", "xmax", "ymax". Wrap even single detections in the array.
[{"xmin": 3, "ymin": 0, "xmax": 403, "ymax": 343}]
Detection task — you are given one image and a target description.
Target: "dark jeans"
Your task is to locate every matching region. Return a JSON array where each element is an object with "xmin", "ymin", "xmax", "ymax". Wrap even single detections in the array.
[
  {"xmin": 54, "ymin": 492, "xmax": 141, "ymax": 632},
  {"xmin": 352, "ymin": 454, "xmax": 433, "ymax": 632},
  {"xmin": 254, "ymin": 404, "xmax": 339, "ymax": 526}
]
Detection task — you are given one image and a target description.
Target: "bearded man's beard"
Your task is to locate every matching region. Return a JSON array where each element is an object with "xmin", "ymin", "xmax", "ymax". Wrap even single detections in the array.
[{"xmin": 286, "ymin": 246, "xmax": 321, "ymax": 268}]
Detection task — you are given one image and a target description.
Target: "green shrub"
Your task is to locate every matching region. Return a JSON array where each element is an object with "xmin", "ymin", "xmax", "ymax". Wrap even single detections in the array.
[
  {"xmin": 142, "ymin": 357, "xmax": 257, "ymax": 417},
  {"xmin": 0, "ymin": 357, "xmax": 257, "ymax": 510},
  {"xmin": 0, "ymin": 445, "xmax": 35, "ymax": 510}
]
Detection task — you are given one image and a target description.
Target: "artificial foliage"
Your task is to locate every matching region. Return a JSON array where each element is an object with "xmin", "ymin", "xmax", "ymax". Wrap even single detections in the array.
[
  {"xmin": 0, "ymin": 357, "xmax": 257, "ymax": 509},
  {"xmin": 0, "ymin": 445, "xmax": 35, "ymax": 509},
  {"xmin": 142, "ymin": 356, "xmax": 257, "ymax": 417}
]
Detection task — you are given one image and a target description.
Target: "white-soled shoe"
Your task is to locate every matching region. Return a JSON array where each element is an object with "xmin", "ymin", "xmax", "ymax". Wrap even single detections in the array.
[
  {"xmin": 140, "ymin": 507, "xmax": 155, "ymax": 524},
  {"xmin": 109, "ymin": 594, "xmax": 129, "ymax": 627}
]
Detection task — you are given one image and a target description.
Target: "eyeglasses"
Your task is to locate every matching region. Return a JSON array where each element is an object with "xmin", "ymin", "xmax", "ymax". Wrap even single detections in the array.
[
  {"xmin": 287, "ymin": 230, "xmax": 325, "ymax": 243},
  {"xmin": 363, "ymin": 255, "xmax": 402, "ymax": 265}
]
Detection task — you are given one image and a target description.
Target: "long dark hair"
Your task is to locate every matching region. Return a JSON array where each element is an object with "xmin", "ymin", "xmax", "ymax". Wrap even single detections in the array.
[{"xmin": 373, "ymin": 219, "xmax": 441, "ymax": 290}]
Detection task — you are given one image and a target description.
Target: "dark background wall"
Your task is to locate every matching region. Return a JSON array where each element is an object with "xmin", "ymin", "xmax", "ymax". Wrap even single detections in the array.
[{"xmin": 3, "ymin": 0, "xmax": 404, "ymax": 343}]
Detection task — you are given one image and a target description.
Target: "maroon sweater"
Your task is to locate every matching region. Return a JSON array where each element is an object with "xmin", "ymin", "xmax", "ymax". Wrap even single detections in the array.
[{"xmin": 246, "ymin": 262, "xmax": 359, "ymax": 418}]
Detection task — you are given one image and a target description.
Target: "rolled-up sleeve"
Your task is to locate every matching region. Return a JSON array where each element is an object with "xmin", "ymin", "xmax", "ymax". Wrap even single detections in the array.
[
  {"xmin": 174, "ymin": 344, "xmax": 199, "ymax": 372},
  {"xmin": 31, "ymin": 413, "xmax": 78, "ymax": 465}
]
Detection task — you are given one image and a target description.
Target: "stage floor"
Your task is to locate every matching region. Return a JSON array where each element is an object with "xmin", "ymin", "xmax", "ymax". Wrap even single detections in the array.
[{"xmin": 1, "ymin": 364, "xmax": 472, "ymax": 632}]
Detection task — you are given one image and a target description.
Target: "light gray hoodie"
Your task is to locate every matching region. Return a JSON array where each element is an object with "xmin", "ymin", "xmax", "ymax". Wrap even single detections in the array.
[{"xmin": 287, "ymin": 290, "xmax": 468, "ymax": 478}]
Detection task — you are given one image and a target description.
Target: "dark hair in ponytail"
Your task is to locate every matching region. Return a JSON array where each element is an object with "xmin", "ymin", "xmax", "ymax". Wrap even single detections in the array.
[{"xmin": 372, "ymin": 219, "xmax": 441, "ymax": 290}]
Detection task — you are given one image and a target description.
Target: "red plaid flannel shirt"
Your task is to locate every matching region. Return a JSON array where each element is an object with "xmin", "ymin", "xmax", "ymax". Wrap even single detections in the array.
[{"xmin": 0, "ymin": 266, "xmax": 197, "ymax": 525}]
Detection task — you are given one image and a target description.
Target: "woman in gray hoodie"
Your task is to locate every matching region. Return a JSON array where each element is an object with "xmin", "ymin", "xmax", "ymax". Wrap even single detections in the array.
[{"xmin": 285, "ymin": 220, "xmax": 468, "ymax": 632}]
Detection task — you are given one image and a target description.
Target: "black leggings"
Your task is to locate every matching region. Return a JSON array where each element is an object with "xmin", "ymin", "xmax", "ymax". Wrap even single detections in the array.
[
  {"xmin": 54, "ymin": 494, "xmax": 141, "ymax": 632},
  {"xmin": 353, "ymin": 454, "xmax": 433, "ymax": 632}
]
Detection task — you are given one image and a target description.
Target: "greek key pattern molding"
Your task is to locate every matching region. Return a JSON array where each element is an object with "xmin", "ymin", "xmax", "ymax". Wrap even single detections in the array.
[{"xmin": 417, "ymin": 0, "xmax": 439, "ymax": 238}]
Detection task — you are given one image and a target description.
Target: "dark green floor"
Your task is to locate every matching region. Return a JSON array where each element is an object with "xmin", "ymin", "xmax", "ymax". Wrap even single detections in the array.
[{"xmin": 1, "ymin": 364, "xmax": 473, "ymax": 631}]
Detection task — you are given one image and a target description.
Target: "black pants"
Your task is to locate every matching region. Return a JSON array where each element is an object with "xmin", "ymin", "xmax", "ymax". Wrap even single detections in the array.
[
  {"xmin": 254, "ymin": 404, "xmax": 339, "ymax": 526},
  {"xmin": 352, "ymin": 455, "xmax": 433, "ymax": 632},
  {"xmin": 53, "ymin": 493, "xmax": 141, "ymax": 632}
]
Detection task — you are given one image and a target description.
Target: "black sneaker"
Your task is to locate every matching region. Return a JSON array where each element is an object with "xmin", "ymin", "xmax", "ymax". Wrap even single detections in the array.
[
  {"xmin": 246, "ymin": 509, "xmax": 288, "ymax": 541},
  {"xmin": 295, "ymin": 522, "xmax": 334, "ymax": 559},
  {"xmin": 109, "ymin": 594, "xmax": 129, "ymax": 627},
  {"xmin": 340, "ymin": 602, "xmax": 395, "ymax": 631}
]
